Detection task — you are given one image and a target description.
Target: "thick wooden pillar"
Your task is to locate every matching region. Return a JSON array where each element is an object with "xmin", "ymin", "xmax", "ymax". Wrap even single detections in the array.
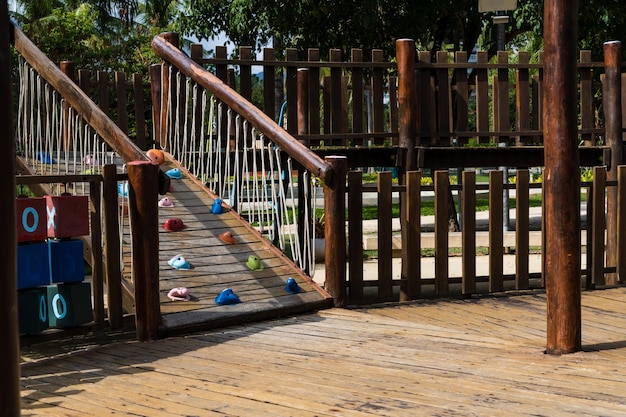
[
  {"xmin": 127, "ymin": 161, "xmax": 162, "ymax": 341},
  {"xmin": 603, "ymin": 41, "xmax": 622, "ymax": 285},
  {"xmin": 324, "ymin": 156, "xmax": 347, "ymax": 307},
  {"xmin": 0, "ymin": 3, "xmax": 21, "ymax": 414},
  {"xmin": 543, "ymin": 0, "xmax": 581, "ymax": 354}
]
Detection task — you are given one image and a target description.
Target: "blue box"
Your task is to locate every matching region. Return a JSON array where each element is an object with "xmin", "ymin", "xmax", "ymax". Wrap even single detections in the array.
[
  {"xmin": 47, "ymin": 282, "xmax": 93, "ymax": 328},
  {"xmin": 18, "ymin": 287, "xmax": 49, "ymax": 334},
  {"xmin": 17, "ymin": 243, "xmax": 51, "ymax": 289},
  {"xmin": 48, "ymin": 239, "xmax": 85, "ymax": 284}
]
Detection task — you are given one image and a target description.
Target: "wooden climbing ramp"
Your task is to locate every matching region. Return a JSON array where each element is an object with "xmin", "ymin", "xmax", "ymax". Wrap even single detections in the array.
[{"xmin": 131, "ymin": 156, "xmax": 332, "ymax": 335}]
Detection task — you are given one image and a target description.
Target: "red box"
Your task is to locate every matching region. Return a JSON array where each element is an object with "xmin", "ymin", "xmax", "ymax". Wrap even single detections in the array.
[
  {"xmin": 16, "ymin": 197, "xmax": 47, "ymax": 243},
  {"xmin": 46, "ymin": 194, "xmax": 90, "ymax": 238}
]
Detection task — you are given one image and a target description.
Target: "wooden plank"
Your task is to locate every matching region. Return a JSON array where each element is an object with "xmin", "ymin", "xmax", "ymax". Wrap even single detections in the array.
[
  {"xmin": 434, "ymin": 170, "xmax": 449, "ymax": 295},
  {"xmin": 436, "ymin": 51, "xmax": 451, "ymax": 145},
  {"xmin": 377, "ymin": 171, "xmax": 393, "ymax": 299},
  {"xmin": 475, "ymin": 51, "xmax": 490, "ymax": 143},
  {"xmin": 262, "ymin": 47, "xmax": 276, "ymax": 122},
  {"xmin": 454, "ymin": 52, "xmax": 468, "ymax": 141},
  {"xmin": 461, "ymin": 170, "xmax": 476, "ymax": 295},
  {"xmin": 307, "ymin": 48, "xmax": 321, "ymax": 136},
  {"xmin": 371, "ymin": 49, "xmax": 384, "ymax": 145},
  {"xmin": 489, "ymin": 170, "xmax": 504, "ymax": 292},
  {"xmin": 516, "ymin": 52, "xmax": 531, "ymax": 145},
  {"xmin": 580, "ymin": 50, "xmax": 595, "ymax": 145},
  {"xmin": 515, "ymin": 169, "xmax": 530, "ymax": 289}
]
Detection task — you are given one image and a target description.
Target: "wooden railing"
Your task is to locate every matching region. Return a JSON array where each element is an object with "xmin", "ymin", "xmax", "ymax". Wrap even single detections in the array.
[{"xmin": 325, "ymin": 166, "xmax": 626, "ymax": 303}]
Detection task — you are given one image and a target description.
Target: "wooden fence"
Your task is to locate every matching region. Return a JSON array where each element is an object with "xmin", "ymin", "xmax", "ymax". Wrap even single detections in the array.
[
  {"xmin": 59, "ymin": 62, "xmax": 151, "ymax": 150},
  {"xmin": 335, "ymin": 165, "xmax": 626, "ymax": 303}
]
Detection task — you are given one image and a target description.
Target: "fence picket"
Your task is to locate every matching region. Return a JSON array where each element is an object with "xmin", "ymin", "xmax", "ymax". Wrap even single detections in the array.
[
  {"xmin": 462, "ymin": 170, "xmax": 476, "ymax": 295},
  {"xmin": 489, "ymin": 170, "xmax": 504, "ymax": 292},
  {"xmin": 403, "ymin": 171, "xmax": 421, "ymax": 300},
  {"xmin": 377, "ymin": 171, "xmax": 393, "ymax": 299},
  {"xmin": 592, "ymin": 166, "xmax": 606, "ymax": 287},
  {"xmin": 515, "ymin": 169, "xmax": 530, "ymax": 289},
  {"xmin": 434, "ymin": 170, "xmax": 449, "ymax": 295},
  {"xmin": 348, "ymin": 171, "xmax": 364, "ymax": 299}
]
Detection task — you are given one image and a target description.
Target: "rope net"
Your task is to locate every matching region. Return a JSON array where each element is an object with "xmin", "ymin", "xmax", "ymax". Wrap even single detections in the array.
[
  {"xmin": 158, "ymin": 66, "xmax": 318, "ymax": 273},
  {"xmin": 15, "ymin": 57, "xmax": 132, "ymax": 279}
]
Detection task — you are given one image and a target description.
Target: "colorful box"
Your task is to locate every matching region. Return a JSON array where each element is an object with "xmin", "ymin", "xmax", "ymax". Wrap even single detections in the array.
[
  {"xmin": 46, "ymin": 194, "xmax": 89, "ymax": 238},
  {"xmin": 48, "ymin": 239, "xmax": 85, "ymax": 284},
  {"xmin": 17, "ymin": 242, "xmax": 50, "ymax": 289},
  {"xmin": 18, "ymin": 287, "xmax": 49, "ymax": 334},
  {"xmin": 47, "ymin": 282, "xmax": 93, "ymax": 328},
  {"xmin": 16, "ymin": 197, "xmax": 47, "ymax": 243}
]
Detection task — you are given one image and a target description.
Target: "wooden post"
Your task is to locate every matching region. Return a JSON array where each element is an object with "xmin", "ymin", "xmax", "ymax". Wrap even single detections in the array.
[
  {"xmin": 543, "ymin": 0, "xmax": 581, "ymax": 354},
  {"xmin": 602, "ymin": 41, "xmax": 622, "ymax": 286},
  {"xmin": 102, "ymin": 165, "xmax": 123, "ymax": 329},
  {"xmin": 1, "ymin": 2, "xmax": 21, "ymax": 413},
  {"xmin": 127, "ymin": 161, "xmax": 162, "ymax": 341},
  {"xmin": 397, "ymin": 39, "xmax": 418, "ymax": 302},
  {"xmin": 324, "ymin": 156, "xmax": 347, "ymax": 307}
]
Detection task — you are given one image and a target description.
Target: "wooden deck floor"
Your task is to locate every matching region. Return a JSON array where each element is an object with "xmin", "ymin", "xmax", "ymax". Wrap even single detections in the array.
[
  {"xmin": 134, "ymin": 159, "xmax": 331, "ymax": 335},
  {"xmin": 21, "ymin": 287, "xmax": 626, "ymax": 416}
]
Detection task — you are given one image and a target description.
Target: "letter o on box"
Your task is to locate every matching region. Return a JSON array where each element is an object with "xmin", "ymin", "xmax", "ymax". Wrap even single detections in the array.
[
  {"xmin": 16, "ymin": 197, "xmax": 47, "ymax": 243},
  {"xmin": 18, "ymin": 287, "xmax": 49, "ymax": 334},
  {"xmin": 47, "ymin": 283, "xmax": 93, "ymax": 328}
]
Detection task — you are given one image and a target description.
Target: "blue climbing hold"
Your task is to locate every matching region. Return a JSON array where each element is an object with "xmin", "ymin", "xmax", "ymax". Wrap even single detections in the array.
[
  {"xmin": 166, "ymin": 168, "xmax": 183, "ymax": 179},
  {"xmin": 117, "ymin": 182, "xmax": 129, "ymax": 197},
  {"xmin": 285, "ymin": 277, "xmax": 301, "ymax": 294},
  {"xmin": 36, "ymin": 151, "xmax": 55, "ymax": 164},
  {"xmin": 215, "ymin": 288, "xmax": 241, "ymax": 305},
  {"xmin": 168, "ymin": 254, "xmax": 191, "ymax": 270},
  {"xmin": 211, "ymin": 198, "xmax": 223, "ymax": 214}
]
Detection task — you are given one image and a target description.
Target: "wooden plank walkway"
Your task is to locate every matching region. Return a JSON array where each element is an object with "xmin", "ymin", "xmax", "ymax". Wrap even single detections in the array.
[
  {"xmin": 20, "ymin": 288, "xmax": 626, "ymax": 416},
  {"xmin": 134, "ymin": 158, "xmax": 332, "ymax": 335}
]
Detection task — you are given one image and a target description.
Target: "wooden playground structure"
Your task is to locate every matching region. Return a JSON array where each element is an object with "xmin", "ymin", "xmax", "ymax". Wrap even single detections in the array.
[{"xmin": 4, "ymin": 0, "xmax": 626, "ymax": 413}]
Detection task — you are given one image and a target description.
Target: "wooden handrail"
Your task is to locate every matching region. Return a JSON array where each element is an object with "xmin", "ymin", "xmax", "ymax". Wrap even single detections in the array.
[{"xmin": 151, "ymin": 33, "xmax": 334, "ymax": 185}]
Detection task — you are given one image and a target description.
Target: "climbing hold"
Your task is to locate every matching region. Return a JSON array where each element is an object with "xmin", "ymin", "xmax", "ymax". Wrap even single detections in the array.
[
  {"xmin": 211, "ymin": 198, "xmax": 223, "ymax": 214},
  {"xmin": 163, "ymin": 217, "xmax": 186, "ymax": 231},
  {"xmin": 158, "ymin": 197, "xmax": 174, "ymax": 207},
  {"xmin": 246, "ymin": 255, "xmax": 263, "ymax": 271},
  {"xmin": 215, "ymin": 288, "xmax": 241, "ymax": 305},
  {"xmin": 146, "ymin": 148, "xmax": 165, "ymax": 165},
  {"xmin": 117, "ymin": 182, "xmax": 129, "ymax": 197},
  {"xmin": 168, "ymin": 254, "xmax": 191, "ymax": 270},
  {"xmin": 166, "ymin": 168, "xmax": 183, "ymax": 179},
  {"xmin": 84, "ymin": 154, "xmax": 98, "ymax": 166},
  {"xmin": 285, "ymin": 277, "xmax": 301, "ymax": 294},
  {"xmin": 167, "ymin": 287, "xmax": 191, "ymax": 301},
  {"xmin": 36, "ymin": 151, "xmax": 55, "ymax": 164},
  {"xmin": 218, "ymin": 231, "xmax": 237, "ymax": 245}
]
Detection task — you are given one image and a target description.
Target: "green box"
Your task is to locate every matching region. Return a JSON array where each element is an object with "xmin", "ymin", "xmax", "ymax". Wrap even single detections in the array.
[
  {"xmin": 47, "ymin": 282, "xmax": 93, "ymax": 328},
  {"xmin": 18, "ymin": 287, "xmax": 49, "ymax": 334}
]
